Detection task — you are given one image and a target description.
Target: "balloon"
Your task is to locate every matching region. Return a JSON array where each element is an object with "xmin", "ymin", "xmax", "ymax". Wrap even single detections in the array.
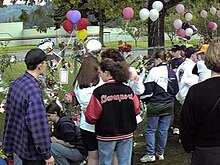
[
  {"xmin": 62, "ymin": 20, "xmax": 73, "ymax": 34},
  {"xmin": 208, "ymin": 22, "xmax": 216, "ymax": 29},
  {"xmin": 66, "ymin": 10, "xmax": 73, "ymax": 20},
  {"xmin": 173, "ymin": 19, "xmax": 183, "ymax": 30},
  {"xmin": 217, "ymin": 10, "xmax": 220, "ymax": 19},
  {"xmin": 185, "ymin": 13, "xmax": 193, "ymax": 21},
  {"xmin": 123, "ymin": 7, "xmax": 134, "ymax": 20},
  {"xmin": 210, "ymin": 7, "xmax": 217, "ymax": 16},
  {"xmin": 178, "ymin": 29, "xmax": 185, "ymax": 38},
  {"xmin": 139, "ymin": 8, "xmax": 150, "ymax": 21},
  {"xmin": 77, "ymin": 18, "xmax": 89, "ymax": 30},
  {"xmin": 200, "ymin": 10, "xmax": 208, "ymax": 18},
  {"xmin": 176, "ymin": 4, "xmax": 185, "ymax": 14},
  {"xmin": 191, "ymin": 25, "xmax": 198, "ymax": 35},
  {"xmin": 185, "ymin": 28, "xmax": 193, "ymax": 36},
  {"xmin": 69, "ymin": 10, "xmax": 81, "ymax": 24},
  {"xmin": 149, "ymin": 9, "xmax": 159, "ymax": 22},
  {"xmin": 213, "ymin": 22, "xmax": 218, "ymax": 30},
  {"xmin": 77, "ymin": 29, "xmax": 88, "ymax": 41},
  {"xmin": 152, "ymin": 1, "xmax": 163, "ymax": 12}
]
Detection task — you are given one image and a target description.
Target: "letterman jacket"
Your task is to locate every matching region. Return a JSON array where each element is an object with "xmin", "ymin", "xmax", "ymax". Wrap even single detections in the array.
[{"xmin": 85, "ymin": 79, "xmax": 140, "ymax": 142}]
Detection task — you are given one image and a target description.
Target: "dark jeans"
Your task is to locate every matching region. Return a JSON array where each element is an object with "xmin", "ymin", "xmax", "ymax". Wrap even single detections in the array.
[
  {"xmin": 22, "ymin": 159, "xmax": 45, "ymax": 165},
  {"xmin": 191, "ymin": 146, "xmax": 220, "ymax": 165},
  {"xmin": 172, "ymin": 99, "xmax": 182, "ymax": 128}
]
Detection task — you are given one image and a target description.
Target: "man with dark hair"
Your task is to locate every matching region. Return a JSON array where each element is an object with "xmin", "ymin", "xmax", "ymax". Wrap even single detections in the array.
[
  {"xmin": 168, "ymin": 45, "xmax": 185, "ymax": 135},
  {"xmin": 174, "ymin": 47, "xmax": 198, "ymax": 136},
  {"xmin": 168, "ymin": 45, "xmax": 185, "ymax": 72},
  {"xmin": 2, "ymin": 48, "xmax": 54, "ymax": 165}
]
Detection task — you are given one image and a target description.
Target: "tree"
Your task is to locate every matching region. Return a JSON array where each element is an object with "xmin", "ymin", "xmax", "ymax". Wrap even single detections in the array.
[
  {"xmin": 147, "ymin": 0, "xmax": 183, "ymax": 52},
  {"xmin": 121, "ymin": 19, "xmax": 148, "ymax": 47},
  {"xmin": 187, "ymin": 0, "xmax": 220, "ymax": 41},
  {"xmin": 165, "ymin": 10, "xmax": 179, "ymax": 45}
]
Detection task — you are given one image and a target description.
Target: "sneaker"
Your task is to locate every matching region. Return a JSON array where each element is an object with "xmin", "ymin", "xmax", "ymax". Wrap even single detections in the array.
[
  {"xmin": 140, "ymin": 154, "xmax": 156, "ymax": 163},
  {"xmin": 173, "ymin": 128, "xmax": 180, "ymax": 135},
  {"xmin": 156, "ymin": 153, "xmax": 164, "ymax": 160}
]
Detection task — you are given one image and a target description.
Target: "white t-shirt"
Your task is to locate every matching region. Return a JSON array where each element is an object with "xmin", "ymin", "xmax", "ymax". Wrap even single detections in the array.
[{"xmin": 197, "ymin": 60, "xmax": 211, "ymax": 82}]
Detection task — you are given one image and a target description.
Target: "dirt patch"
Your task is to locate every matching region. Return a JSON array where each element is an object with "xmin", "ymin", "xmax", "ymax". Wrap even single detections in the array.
[{"xmin": 133, "ymin": 121, "xmax": 191, "ymax": 165}]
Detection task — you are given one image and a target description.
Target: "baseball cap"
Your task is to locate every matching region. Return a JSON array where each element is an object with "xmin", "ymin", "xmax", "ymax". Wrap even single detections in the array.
[
  {"xmin": 184, "ymin": 47, "xmax": 197, "ymax": 57},
  {"xmin": 197, "ymin": 44, "xmax": 209, "ymax": 54},
  {"xmin": 171, "ymin": 45, "xmax": 182, "ymax": 52},
  {"xmin": 25, "ymin": 48, "xmax": 47, "ymax": 67}
]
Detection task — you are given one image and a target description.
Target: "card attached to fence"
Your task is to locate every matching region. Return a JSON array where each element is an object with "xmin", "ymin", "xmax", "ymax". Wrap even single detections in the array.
[{"xmin": 60, "ymin": 68, "xmax": 68, "ymax": 84}]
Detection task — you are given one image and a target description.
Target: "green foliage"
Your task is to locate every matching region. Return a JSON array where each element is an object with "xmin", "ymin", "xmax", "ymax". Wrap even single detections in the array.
[
  {"xmin": 165, "ymin": 9, "xmax": 179, "ymax": 45},
  {"xmin": 121, "ymin": 19, "xmax": 148, "ymax": 47},
  {"xmin": 188, "ymin": 0, "xmax": 220, "ymax": 41}
]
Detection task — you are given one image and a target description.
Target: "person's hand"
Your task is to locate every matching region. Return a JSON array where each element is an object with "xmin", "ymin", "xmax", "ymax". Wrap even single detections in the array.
[
  {"xmin": 129, "ymin": 67, "xmax": 138, "ymax": 81},
  {"xmin": 51, "ymin": 136, "xmax": 58, "ymax": 143},
  {"xmin": 45, "ymin": 156, "xmax": 55, "ymax": 165}
]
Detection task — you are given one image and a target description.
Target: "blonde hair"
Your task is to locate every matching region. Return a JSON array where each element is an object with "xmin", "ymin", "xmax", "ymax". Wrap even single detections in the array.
[{"xmin": 205, "ymin": 37, "xmax": 220, "ymax": 72}]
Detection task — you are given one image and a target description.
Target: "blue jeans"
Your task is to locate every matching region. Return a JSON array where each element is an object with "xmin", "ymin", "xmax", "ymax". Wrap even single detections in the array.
[
  {"xmin": 98, "ymin": 138, "xmax": 133, "ymax": 165},
  {"xmin": 145, "ymin": 115, "xmax": 171, "ymax": 155},
  {"xmin": 51, "ymin": 143, "xmax": 86, "ymax": 165},
  {"xmin": 14, "ymin": 153, "xmax": 22, "ymax": 165}
]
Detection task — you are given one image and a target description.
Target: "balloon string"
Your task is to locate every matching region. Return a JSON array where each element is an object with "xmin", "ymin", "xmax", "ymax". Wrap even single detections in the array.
[{"xmin": 57, "ymin": 33, "xmax": 73, "ymax": 55}]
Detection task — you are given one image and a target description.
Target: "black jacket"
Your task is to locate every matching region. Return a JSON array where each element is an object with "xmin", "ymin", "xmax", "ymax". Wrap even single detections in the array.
[
  {"xmin": 180, "ymin": 77, "xmax": 220, "ymax": 152},
  {"xmin": 53, "ymin": 116, "xmax": 88, "ymax": 156}
]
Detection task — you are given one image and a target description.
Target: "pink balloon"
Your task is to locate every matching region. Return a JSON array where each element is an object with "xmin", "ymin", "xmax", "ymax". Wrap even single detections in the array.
[
  {"xmin": 208, "ymin": 22, "xmax": 215, "ymax": 29},
  {"xmin": 173, "ymin": 19, "xmax": 182, "ymax": 29},
  {"xmin": 213, "ymin": 23, "xmax": 218, "ymax": 30},
  {"xmin": 176, "ymin": 4, "xmax": 185, "ymax": 13},
  {"xmin": 178, "ymin": 29, "xmax": 186, "ymax": 38},
  {"xmin": 200, "ymin": 10, "xmax": 208, "ymax": 18},
  {"xmin": 123, "ymin": 7, "xmax": 134, "ymax": 20}
]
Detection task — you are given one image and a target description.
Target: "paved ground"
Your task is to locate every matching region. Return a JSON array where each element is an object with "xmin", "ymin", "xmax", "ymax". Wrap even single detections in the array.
[{"xmin": 8, "ymin": 48, "xmax": 73, "ymax": 60}]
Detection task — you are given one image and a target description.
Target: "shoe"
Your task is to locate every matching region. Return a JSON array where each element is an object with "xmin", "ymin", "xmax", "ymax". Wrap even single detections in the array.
[
  {"xmin": 140, "ymin": 154, "xmax": 156, "ymax": 163},
  {"xmin": 156, "ymin": 153, "xmax": 164, "ymax": 160},
  {"xmin": 173, "ymin": 128, "xmax": 180, "ymax": 135}
]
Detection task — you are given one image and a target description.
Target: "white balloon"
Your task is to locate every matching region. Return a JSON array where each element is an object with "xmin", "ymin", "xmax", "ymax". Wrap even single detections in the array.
[
  {"xmin": 152, "ymin": 1, "xmax": 163, "ymax": 12},
  {"xmin": 217, "ymin": 10, "xmax": 220, "ymax": 19},
  {"xmin": 210, "ymin": 7, "xmax": 217, "ymax": 16},
  {"xmin": 139, "ymin": 8, "xmax": 150, "ymax": 21},
  {"xmin": 185, "ymin": 13, "xmax": 193, "ymax": 22},
  {"xmin": 149, "ymin": 9, "xmax": 159, "ymax": 22},
  {"xmin": 185, "ymin": 28, "xmax": 193, "ymax": 36}
]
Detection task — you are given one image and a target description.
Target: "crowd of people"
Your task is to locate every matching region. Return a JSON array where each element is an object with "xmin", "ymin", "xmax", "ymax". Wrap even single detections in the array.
[{"xmin": 1, "ymin": 37, "xmax": 220, "ymax": 165}]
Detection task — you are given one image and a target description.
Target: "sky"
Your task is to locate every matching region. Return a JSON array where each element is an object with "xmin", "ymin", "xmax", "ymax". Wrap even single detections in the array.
[{"xmin": 3, "ymin": 0, "xmax": 46, "ymax": 5}]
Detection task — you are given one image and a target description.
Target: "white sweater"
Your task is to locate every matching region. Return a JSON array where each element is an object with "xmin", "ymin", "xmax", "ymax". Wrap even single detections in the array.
[
  {"xmin": 74, "ymin": 79, "xmax": 104, "ymax": 132},
  {"xmin": 176, "ymin": 58, "xmax": 198, "ymax": 104}
]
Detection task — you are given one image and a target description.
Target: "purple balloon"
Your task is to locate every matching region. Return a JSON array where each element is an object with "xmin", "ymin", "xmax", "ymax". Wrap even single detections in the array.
[
  {"xmin": 69, "ymin": 10, "xmax": 81, "ymax": 24},
  {"xmin": 178, "ymin": 28, "xmax": 186, "ymax": 38},
  {"xmin": 66, "ymin": 10, "xmax": 74, "ymax": 20}
]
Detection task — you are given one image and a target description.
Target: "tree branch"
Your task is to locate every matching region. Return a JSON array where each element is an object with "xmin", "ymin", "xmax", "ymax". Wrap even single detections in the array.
[{"xmin": 164, "ymin": 0, "xmax": 183, "ymax": 10}]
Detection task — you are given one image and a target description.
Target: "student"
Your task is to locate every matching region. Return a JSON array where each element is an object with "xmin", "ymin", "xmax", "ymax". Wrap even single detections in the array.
[
  {"xmin": 46, "ymin": 101, "xmax": 87, "ymax": 165},
  {"xmin": 73, "ymin": 56, "xmax": 103, "ymax": 165},
  {"xmin": 140, "ymin": 51, "xmax": 179, "ymax": 163},
  {"xmin": 181, "ymin": 37, "xmax": 220, "ymax": 165},
  {"xmin": 192, "ymin": 44, "xmax": 211, "ymax": 82},
  {"xmin": 85, "ymin": 59, "xmax": 140, "ymax": 165},
  {"xmin": 2, "ymin": 48, "xmax": 54, "ymax": 165},
  {"xmin": 100, "ymin": 48, "xmax": 145, "ymax": 95}
]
